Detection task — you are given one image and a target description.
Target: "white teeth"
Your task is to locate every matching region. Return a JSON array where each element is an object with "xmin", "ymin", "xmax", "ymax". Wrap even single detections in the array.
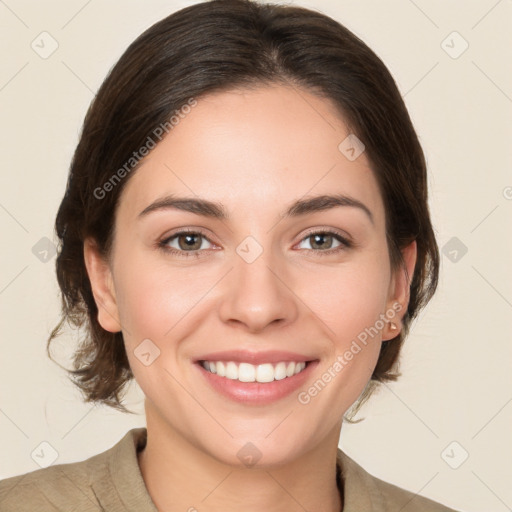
[
  {"xmin": 274, "ymin": 362, "xmax": 287, "ymax": 380},
  {"xmin": 201, "ymin": 360, "xmax": 307, "ymax": 382},
  {"xmin": 256, "ymin": 363, "xmax": 274, "ymax": 383},
  {"xmin": 216, "ymin": 361, "xmax": 226, "ymax": 377},
  {"xmin": 238, "ymin": 362, "xmax": 255, "ymax": 382},
  {"xmin": 225, "ymin": 361, "xmax": 238, "ymax": 380}
]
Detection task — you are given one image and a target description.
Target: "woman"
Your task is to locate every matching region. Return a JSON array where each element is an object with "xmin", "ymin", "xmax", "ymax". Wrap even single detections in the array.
[{"xmin": 0, "ymin": 0, "xmax": 460, "ymax": 510}]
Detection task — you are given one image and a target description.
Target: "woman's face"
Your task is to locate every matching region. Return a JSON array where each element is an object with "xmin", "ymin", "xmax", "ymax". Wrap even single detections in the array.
[{"xmin": 86, "ymin": 84, "xmax": 414, "ymax": 467}]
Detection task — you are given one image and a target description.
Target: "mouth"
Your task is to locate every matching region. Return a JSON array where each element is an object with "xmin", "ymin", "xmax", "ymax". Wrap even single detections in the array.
[
  {"xmin": 200, "ymin": 360, "xmax": 308, "ymax": 383},
  {"xmin": 194, "ymin": 350, "xmax": 318, "ymax": 404}
]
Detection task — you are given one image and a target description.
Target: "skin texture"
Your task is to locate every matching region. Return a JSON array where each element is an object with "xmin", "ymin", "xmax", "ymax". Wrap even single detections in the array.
[{"xmin": 84, "ymin": 84, "xmax": 416, "ymax": 512}]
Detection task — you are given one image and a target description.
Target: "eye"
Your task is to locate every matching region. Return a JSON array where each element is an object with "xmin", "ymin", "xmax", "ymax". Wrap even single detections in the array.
[
  {"xmin": 157, "ymin": 228, "xmax": 352, "ymax": 258},
  {"xmin": 296, "ymin": 230, "xmax": 352, "ymax": 255},
  {"xmin": 158, "ymin": 229, "xmax": 215, "ymax": 258}
]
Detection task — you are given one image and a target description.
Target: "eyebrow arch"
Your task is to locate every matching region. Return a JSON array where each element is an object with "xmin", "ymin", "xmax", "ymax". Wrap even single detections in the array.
[{"xmin": 138, "ymin": 193, "xmax": 374, "ymax": 224}]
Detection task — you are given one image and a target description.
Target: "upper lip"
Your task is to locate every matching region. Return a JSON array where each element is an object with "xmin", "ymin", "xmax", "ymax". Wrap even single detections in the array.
[{"xmin": 195, "ymin": 350, "xmax": 316, "ymax": 365}]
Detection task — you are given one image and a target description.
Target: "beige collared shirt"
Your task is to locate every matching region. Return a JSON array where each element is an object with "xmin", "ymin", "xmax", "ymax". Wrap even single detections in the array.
[{"xmin": 0, "ymin": 428, "xmax": 459, "ymax": 511}]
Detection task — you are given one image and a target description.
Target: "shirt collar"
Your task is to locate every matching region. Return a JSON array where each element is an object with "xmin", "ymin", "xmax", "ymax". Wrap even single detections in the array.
[
  {"xmin": 337, "ymin": 448, "xmax": 385, "ymax": 511},
  {"xmin": 91, "ymin": 428, "xmax": 384, "ymax": 512}
]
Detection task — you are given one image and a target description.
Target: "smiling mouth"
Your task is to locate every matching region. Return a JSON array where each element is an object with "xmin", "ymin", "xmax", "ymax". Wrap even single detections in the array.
[{"xmin": 200, "ymin": 360, "xmax": 309, "ymax": 383}]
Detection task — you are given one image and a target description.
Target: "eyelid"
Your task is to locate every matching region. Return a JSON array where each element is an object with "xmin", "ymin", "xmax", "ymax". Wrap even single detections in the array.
[
  {"xmin": 159, "ymin": 226, "xmax": 351, "ymax": 245},
  {"xmin": 159, "ymin": 227, "xmax": 219, "ymax": 252},
  {"xmin": 160, "ymin": 226, "xmax": 217, "ymax": 243},
  {"xmin": 297, "ymin": 226, "xmax": 353, "ymax": 245}
]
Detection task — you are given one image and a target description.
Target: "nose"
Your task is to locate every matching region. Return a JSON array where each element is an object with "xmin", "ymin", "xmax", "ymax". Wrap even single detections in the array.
[{"xmin": 218, "ymin": 247, "xmax": 299, "ymax": 333}]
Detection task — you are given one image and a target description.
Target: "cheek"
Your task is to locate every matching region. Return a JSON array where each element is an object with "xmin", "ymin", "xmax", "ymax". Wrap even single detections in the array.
[
  {"xmin": 301, "ymin": 256, "xmax": 391, "ymax": 342},
  {"xmin": 113, "ymin": 255, "xmax": 217, "ymax": 345},
  {"xmin": 297, "ymin": 254, "xmax": 390, "ymax": 404},
  {"xmin": 113, "ymin": 258, "xmax": 206, "ymax": 394}
]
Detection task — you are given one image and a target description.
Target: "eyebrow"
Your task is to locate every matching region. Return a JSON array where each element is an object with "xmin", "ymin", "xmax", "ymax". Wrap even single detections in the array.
[{"xmin": 138, "ymin": 193, "xmax": 374, "ymax": 224}]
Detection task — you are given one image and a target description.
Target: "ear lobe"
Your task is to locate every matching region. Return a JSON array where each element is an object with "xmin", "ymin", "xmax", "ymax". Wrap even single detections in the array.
[
  {"xmin": 83, "ymin": 237, "xmax": 122, "ymax": 333},
  {"xmin": 384, "ymin": 240, "xmax": 417, "ymax": 338}
]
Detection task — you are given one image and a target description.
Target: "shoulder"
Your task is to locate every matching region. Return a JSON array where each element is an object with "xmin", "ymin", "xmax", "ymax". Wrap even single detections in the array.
[
  {"xmin": 0, "ymin": 450, "xmax": 103, "ymax": 512},
  {"xmin": 367, "ymin": 473, "xmax": 459, "ymax": 512},
  {"xmin": 337, "ymin": 449, "xmax": 462, "ymax": 512},
  {"xmin": 0, "ymin": 428, "xmax": 149, "ymax": 512}
]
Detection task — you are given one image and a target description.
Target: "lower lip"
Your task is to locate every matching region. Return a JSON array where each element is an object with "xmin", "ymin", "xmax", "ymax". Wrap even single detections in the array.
[{"xmin": 196, "ymin": 361, "xmax": 318, "ymax": 405}]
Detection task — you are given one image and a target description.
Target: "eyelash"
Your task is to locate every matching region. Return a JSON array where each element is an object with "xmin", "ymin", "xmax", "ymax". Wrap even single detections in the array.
[{"xmin": 157, "ymin": 228, "xmax": 353, "ymax": 259}]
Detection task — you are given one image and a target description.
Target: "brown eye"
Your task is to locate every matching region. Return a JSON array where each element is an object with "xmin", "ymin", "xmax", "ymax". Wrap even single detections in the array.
[
  {"xmin": 159, "ymin": 230, "xmax": 214, "ymax": 258},
  {"xmin": 176, "ymin": 233, "xmax": 204, "ymax": 251},
  {"xmin": 297, "ymin": 231, "xmax": 351, "ymax": 254},
  {"xmin": 308, "ymin": 233, "xmax": 336, "ymax": 250}
]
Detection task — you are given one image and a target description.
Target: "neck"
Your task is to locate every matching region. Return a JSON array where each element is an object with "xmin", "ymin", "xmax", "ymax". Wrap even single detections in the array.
[{"xmin": 137, "ymin": 404, "xmax": 343, "ymax": 512}]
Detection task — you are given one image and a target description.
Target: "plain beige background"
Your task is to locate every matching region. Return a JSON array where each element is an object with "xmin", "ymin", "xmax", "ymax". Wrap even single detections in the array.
[{"xmin": 1, "ymin": 1, "xmax": 511, "ymax": 511}]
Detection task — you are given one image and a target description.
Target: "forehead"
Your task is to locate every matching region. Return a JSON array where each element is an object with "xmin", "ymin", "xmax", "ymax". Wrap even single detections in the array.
[{"xmin": 118, "ymin": 85, "xmax": 385, "ymax": 227}]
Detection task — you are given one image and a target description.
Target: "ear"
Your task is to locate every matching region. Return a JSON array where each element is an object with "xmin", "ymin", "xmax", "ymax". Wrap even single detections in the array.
[
  {"xmin": 83, "ymin": 237, "xmax": 122, "ymax": 333},
  {"xmin": 382, "ymin": 240, "xmax": 417, "ymax": 341}
]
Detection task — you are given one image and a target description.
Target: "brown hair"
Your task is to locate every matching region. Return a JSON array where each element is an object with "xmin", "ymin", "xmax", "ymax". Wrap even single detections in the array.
[{"xmin": 48, "ymin": 0, "xmax": 439, "ymax": 417}]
